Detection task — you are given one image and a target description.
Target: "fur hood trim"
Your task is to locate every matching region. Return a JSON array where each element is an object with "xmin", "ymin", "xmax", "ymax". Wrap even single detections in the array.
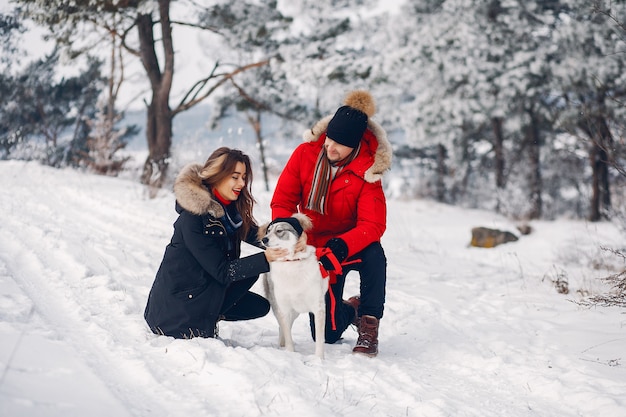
[
  {"xmin": 303, "ymin": 115, "xmax": 392, "ymax": 183},
  {"xmin": 173, "ymin": 163, "xmax": 225, "ymax": 217}
]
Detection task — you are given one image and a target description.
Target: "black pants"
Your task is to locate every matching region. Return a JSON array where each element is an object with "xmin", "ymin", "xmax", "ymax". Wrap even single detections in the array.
[
  {"xmin": 220, "ymin": 276, "xmax": 270, "ymax": 321},
  {"xmin": 310, "ymin": 241, "xmax": 387, "ymax": 344}
]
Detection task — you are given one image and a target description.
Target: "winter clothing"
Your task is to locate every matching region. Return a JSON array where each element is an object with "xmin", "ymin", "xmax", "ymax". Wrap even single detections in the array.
[
  {"xmin": 272, "ymin": 90, "xmax": 391, "ymax": 349},
  {"xmin": 144, "ymin": 163, "xmax": 270, "ymax": 339},
  {"xmin": 326, "ymin": 90, "xmax": 377, "ymax": 149},
  {"xmin": 271, "ymin": 108, "xmax": 392, "ymax": 258},
  {"xmin": 305, "ymin": 143, "xmax": 361, "ymax": 215},
  {"xmin": 309, "ymin": 241, "xmax": 387, "ymax": 343},
  {"xmin": 324, "ymin": 238, "xmax": 349, "ymax": 263},
  {"xmin": 344, "ymin": 295, "xmax": 361, "ymax": 328},
  {"xmin": 326, "ymin": 105, "xmax": 369, "ymax": 149},
  {"xmin": 353, "ymin": 315, "xmax": 379, "ymax": 357},
  {"xmin": 268, "ymin": 217, "xmax": 304, "ymax": 237}
]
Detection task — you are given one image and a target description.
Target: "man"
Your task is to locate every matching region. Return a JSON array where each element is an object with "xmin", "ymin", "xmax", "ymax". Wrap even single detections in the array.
[{"xmin": 271, "ymin": 90, "xmax": 392, "ymax": 357}]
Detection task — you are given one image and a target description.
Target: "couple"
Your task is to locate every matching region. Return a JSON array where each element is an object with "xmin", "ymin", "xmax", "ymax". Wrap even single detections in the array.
[{"xmin": 144, "ymin": 90, "xmax": 392, "ymax": 357}]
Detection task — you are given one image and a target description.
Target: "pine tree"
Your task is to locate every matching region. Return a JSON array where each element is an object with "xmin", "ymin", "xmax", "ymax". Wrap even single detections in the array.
[
  {"xmin": 0, "ymin": 50, "xmax": 102, "ymax": 165},
  {"xmin": 81, "ymin": 99, "xmax": 132, "ymax": 175},
  {"xmin": 552, "ymin": 0, "xmax": 626, "ymax": 221}
]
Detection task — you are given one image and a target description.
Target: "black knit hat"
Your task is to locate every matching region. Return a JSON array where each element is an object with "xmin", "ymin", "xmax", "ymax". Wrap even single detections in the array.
[
  {"xmin": 326, "ymin": 105, "xmax": 368, "ymax": 149},
  {"xmin": 268, "ymin": 217, "xmax": 304, "ymax": 237}
]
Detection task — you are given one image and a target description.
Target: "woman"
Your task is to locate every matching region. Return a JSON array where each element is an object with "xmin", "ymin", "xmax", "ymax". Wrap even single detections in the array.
[{"xmin": 144, "ymin": 147, "xmax": 287, "ymax": 339}]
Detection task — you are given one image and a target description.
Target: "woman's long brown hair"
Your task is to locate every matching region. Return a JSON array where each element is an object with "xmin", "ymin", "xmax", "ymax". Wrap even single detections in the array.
[{"xmin": 199, "ymin": 147, "xmax": 256, "ymax": 238}]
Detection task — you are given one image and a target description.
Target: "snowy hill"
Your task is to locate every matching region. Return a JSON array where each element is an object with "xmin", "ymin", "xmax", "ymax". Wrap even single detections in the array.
[{"xmin": 0, "ymin": 160, "xmax": 624, "ymax": 417}]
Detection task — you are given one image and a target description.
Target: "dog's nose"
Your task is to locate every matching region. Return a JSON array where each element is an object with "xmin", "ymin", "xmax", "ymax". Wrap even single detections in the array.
[{"xmin": 262, "ymin": 237, "xmax": 269, "ymax": 245}]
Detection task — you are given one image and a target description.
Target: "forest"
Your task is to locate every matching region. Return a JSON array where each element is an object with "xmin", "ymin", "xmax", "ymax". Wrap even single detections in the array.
[{"xmin": 1, "ymin": 0, "xmax": 625, "ymax": 222}]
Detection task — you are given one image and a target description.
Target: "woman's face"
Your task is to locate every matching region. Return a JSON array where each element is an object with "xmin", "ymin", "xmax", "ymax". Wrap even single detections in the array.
[{"xmin": 214, "ymin": 161, "xmax": 246, "ymax": 201}]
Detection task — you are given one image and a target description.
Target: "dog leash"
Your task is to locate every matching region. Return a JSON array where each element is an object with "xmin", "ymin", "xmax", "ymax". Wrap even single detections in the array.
[{"xmin": 315, "ymin": 247, "xmax": 361, "ymax": 331}]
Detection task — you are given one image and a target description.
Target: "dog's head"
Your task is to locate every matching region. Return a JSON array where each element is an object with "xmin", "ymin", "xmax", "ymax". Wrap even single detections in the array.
[{"xmin": 258, "ymin": 214, "xmax": 312, "ymax": 258}]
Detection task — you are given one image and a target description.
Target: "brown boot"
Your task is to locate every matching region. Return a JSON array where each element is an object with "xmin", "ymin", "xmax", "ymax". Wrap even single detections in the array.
[
  {"xmin": 352, "ymin": 315, "xmax": 379, "ymax": 357},
  {"xmin": 343, "ymin": 296, "xmax": 360, "ymax": 328}
]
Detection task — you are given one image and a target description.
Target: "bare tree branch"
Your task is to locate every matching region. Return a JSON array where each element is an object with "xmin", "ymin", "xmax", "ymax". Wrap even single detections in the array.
[
  {"xmin": 172, "ymin": 58, "xmax": 271, "ymax": 116},
  {"xmin": 170, "ymin": 19, "xmax": 222, "ymax": 34}
]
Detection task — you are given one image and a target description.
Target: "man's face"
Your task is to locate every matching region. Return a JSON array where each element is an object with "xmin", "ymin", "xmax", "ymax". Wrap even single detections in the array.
[{"xmin": 324, "ymin": 136, "xmax": 353, "ymax": 163}]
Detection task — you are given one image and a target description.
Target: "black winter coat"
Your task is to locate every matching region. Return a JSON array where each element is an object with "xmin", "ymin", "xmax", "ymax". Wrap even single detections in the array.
[{"xmin": 144, "ymin": 163, "xmax": 269, "ymax": 339}]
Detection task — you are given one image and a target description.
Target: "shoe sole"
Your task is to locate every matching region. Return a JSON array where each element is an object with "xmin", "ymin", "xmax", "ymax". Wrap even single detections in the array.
[{"xmin": 352, "ymin": 350, "xmax": 378, "ymax": 358}]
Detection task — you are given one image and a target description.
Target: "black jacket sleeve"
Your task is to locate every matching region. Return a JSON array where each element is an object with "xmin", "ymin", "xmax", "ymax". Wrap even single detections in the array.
[{"xmin": 179, "ymin": 212, "xmax": 270, "ymax": 284}]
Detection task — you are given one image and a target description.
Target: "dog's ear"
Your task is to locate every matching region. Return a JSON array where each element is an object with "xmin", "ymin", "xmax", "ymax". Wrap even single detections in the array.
[
  {"xmin": 291, "ymin": 213, "xmax": 313, "ymax": 232},
  {"xmin": 258, "ymin": 222, "xmax": 269, "ymax": 240}
]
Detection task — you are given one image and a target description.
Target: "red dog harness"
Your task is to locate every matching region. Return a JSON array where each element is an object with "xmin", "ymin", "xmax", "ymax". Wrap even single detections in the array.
[{"xmin": 315, "ymin": 247, "xmax": 361, "ymax": 331}]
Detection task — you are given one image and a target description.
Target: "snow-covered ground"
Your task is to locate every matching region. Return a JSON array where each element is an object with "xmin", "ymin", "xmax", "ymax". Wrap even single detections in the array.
[{"xmin": 0, "ymin": 160, "xmax": 624, "ymax": 417}]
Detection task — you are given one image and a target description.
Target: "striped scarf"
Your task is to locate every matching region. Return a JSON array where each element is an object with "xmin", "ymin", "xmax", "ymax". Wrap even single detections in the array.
[{"xmin": 306, "ymin": 142, "xmax": 361, "ymax": 214}]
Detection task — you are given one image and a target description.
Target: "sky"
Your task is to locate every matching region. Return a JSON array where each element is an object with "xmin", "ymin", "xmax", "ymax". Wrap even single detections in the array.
[{"xmin": 0, "ymin": 159, "xmax": 624, "ymax": 417}]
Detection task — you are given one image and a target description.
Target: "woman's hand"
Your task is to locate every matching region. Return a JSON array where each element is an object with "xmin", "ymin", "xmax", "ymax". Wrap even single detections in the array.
[
  {"xmin": 294, "ymin": 231, "xmax": 308, "ymax": 253},
  {"xmin": 264, "ymin": 247, "xmax": 289, "ymax": 262}
]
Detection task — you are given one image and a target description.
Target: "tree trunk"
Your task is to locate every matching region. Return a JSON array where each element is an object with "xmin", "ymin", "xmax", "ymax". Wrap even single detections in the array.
[
  {"xmin": 491, "ymin": 116, "xmax": 505, "ymax": 213},
  {"xmin": 435, "ymin": 143, "xmax": 447, "ymax": 202},
  {"xmin": 136, "ymin": 0, "xmax": 174, "ymax": 192},
  {"xmin": 525, "ymin": 110, "xmax": 542, "ymax": 220},
  {"xmin": 580, "ymin": 113, "xmax": 612, "ymax": 222},
  {"xmin": 589, "ymin": 133, "xmax": 611, "ymax": 221},
  {"xmin": 247, "ymin": 110, "xmax": 270, "ymax": 192},
  {"xmin": 142, "ymin": 96, "xmax": 172, "ymax": 192},
  {"xmin": 492, "ymin": 116, "xmax": 505, "ymax": 189},
  {"xmin": 453, "ymin": 121, "xmax": 473, "ymax": 203}
]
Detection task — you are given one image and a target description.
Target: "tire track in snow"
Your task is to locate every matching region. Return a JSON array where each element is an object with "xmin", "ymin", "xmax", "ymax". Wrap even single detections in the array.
[
  {"xmin": 0, "ymin": 162, "xmax": 194, "ymax": 416},
  {"xmin": 0, "ymin": 163, "xmax": 525, "ymax": 416}
]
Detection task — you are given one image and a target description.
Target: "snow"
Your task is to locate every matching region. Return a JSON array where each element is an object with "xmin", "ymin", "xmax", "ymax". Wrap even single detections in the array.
[{"xmin": 0, "ymin": 159, "xmax": 624, "ymax": 417}]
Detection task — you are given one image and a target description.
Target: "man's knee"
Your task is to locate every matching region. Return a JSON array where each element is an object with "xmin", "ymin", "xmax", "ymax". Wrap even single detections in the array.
[{"xmin": 352, "ymin": 242, "xmax": 386, "ymax": 265}]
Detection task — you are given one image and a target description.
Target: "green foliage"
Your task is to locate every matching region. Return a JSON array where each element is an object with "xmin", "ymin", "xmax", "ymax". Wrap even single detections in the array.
[{"xmin": 0, "ymin": 50, "xmax": 103, "ymax": 166}]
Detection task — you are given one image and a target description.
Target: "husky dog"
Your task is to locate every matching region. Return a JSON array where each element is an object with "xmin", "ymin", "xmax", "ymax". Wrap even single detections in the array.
[{"xmin": 259, "ymin": 213, "xmax": 328, "ymax": 359}]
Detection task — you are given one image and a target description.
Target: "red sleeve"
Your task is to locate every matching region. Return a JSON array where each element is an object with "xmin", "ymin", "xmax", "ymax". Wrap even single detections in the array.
[{"xmin": 337, "ymin": 180, "xmax": 387, "ymax": 258}]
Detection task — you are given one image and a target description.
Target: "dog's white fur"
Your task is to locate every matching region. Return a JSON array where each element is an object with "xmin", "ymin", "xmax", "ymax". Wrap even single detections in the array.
[{"xmin": 259, "ymin": 213, "xmax": 328, "ymax": 359}]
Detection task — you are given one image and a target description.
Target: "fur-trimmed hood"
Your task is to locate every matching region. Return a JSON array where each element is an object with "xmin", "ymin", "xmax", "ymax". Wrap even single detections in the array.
[
  {"xmin": 303, "ymin": 115, "xmax": 392, "ymax": 183},
  {"xmin": 173, "ymin": 163, "xmax": 225, "ymax": 217}
]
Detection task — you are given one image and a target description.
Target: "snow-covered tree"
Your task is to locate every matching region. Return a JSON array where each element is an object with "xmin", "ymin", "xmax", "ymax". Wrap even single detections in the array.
[
  {"xmin": 0, "ymin": 50, "xmax": 102, "ymax": 166},
  {"xmin": 206, "ymin": 0, "xmax": 397, "ymax": 190},
  {"xmin": 551, "ymin": 0, "xmax": 626, "ymax": 220},
  {"xmin": 0, "ymin": 9, "xmax": 24, "ymax": 70},
  {"xmin": 198, "ymin": 1, "xmax": 301, "ymax": 191},
  {"xmin": 16, "ymin": 0, "xmax": 285, "ymax": 192},
  {"xmin": 81, "ymin": 99, "xmax": 132, "ymax": 175},
  {"xmin": 385, "ymin": 0, "xmax": 619, "ymax": 221}
]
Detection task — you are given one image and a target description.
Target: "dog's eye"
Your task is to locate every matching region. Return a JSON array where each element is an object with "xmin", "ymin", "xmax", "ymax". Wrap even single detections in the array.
[{"xmin": 268, "ymin": 224, "xmax": 294, "ymax": 238}]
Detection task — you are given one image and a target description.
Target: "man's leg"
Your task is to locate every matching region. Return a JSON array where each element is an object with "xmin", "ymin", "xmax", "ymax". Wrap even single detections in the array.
[
  {"xmin": 309, "ymin": 272, "xmax": 355, "ymax": 343},
  {"xmin": 309, "ymin": 242, "xmax": 387, "ymax": 344},
  {"xmin": 351, "ymin": 242, "xmax": 387, "ymax": 357},
  {"xmin": 354, "ymin": 242, "xmax": 387, "ymax": 319}
]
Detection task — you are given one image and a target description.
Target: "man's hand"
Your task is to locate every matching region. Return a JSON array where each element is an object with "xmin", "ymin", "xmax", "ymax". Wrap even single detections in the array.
[
  {"xmin": 319, "ymin": 250, "xmax": 340, "ymax": 272},
  {"xmin": 317, "ymin": 238, "xmax": 348, "ymax": 275}
]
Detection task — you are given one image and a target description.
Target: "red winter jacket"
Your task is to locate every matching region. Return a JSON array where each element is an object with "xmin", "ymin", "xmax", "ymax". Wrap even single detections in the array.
[{"xmin": 271, "ymin": 114, "xmax": 392, "ymax": 259}]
